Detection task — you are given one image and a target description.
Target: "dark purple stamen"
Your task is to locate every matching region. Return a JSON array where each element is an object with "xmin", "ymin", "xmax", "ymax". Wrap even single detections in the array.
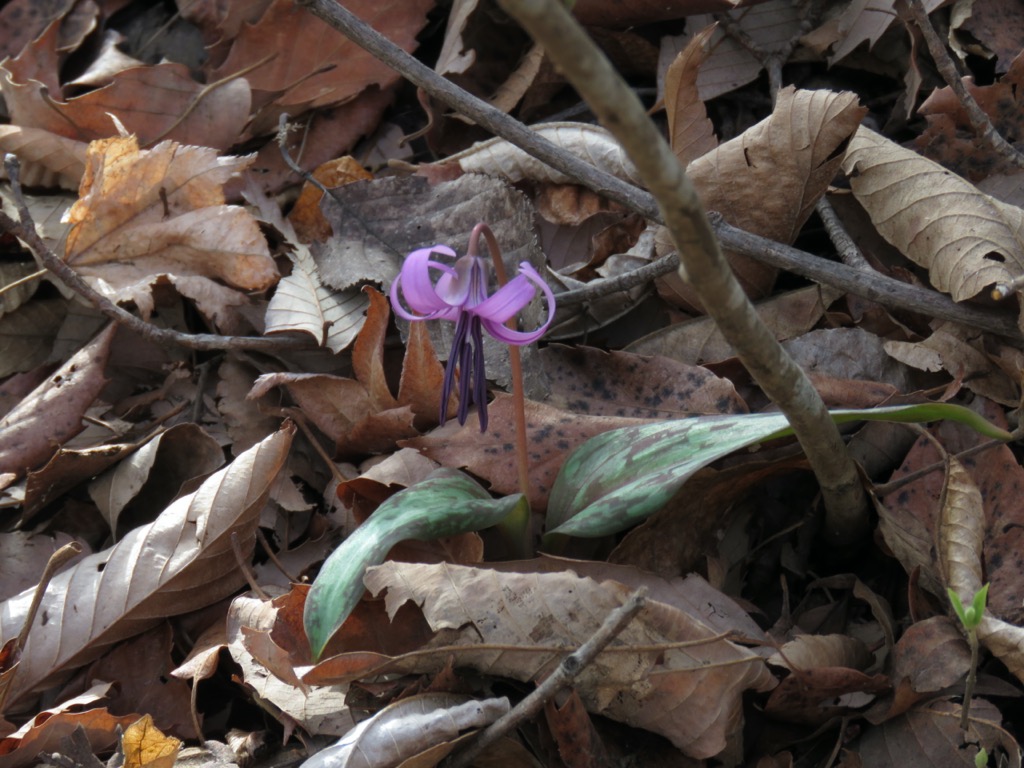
[{"xmin": 440, "ymin": 313, "xmax": 490, "ymax": 432}]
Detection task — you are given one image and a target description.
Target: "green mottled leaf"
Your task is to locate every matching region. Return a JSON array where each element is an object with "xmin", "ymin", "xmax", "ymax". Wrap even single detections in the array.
[
  {"xmin": 547, "ymin": 404, "xmax": 1011, "ymax": 539},
  {"xmin": 304, "ymin": 468, "xmax": 526, "ymax": 659}
]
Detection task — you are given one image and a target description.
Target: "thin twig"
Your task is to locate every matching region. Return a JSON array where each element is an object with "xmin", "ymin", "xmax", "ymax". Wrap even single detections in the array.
[
  {"xmin": 444, "ymin": 587, "xmax": 647, "ymax": 768},
  {"xmin": 0, "ymin": 267, "xmax": 46, "ymax": 299},
  {"xmin": 231, "ymin": 531, "xmax": 270, "ymax": 601},
  {"xmin": 905, "ymin": 0, "xmax": 1024, "ymax": 171},
  {"xmin": 257, "ymin": 528, "xmax": 300, "ymax": 584},
  {"xmin": 815, "ymin": 197, "xmax": 872, "ymax": 272},
  {"xmin": 871, "ymin": 425, "xmax": 1024, "ymax": 496},
  {"xmin": 277, "ymin": 113, "xmax": 331, "ymax": 196},
  {"xmin": 0, "ymin": 155, "xmax": 313, "ymax": 353},
  {"xmin": 498, "ymin": 0, "xmax": 869, "ymax": 545}
]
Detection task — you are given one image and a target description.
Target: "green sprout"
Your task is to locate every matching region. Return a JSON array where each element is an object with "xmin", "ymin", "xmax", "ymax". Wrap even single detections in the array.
[
  {"xmin": 948, "ymin": 584, "xmax": 989, "ymax": 732},
  {"xmin": 948, "ymin": 583, "xmax": 989, "ymax": 630},
  {"xmin": 975, "ymin": 746, "xmax": 988, "ymax": 768}
]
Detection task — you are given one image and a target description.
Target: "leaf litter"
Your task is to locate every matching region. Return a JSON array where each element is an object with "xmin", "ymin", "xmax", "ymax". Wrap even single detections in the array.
[{"xmin": 2, "ymin": 1, "xmax": 1024, "ymax": 767}]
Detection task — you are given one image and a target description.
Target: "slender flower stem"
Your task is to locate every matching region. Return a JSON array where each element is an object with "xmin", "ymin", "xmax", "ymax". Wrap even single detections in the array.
[
  {"xmin": 962, "ymin": 627, "xmax": 978, "ymax": 731},
  {"xmin": 470, "ymin": 223, "xmax": 533, "ymax": 556}
]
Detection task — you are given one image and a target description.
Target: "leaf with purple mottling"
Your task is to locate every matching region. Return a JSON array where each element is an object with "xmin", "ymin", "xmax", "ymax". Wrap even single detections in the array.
[
  {"xmin": 547, "ymin": 404, "xmax": 1011, "ymax": 539},
  {"xmin": 304, "ymin": 468, "xmax": 526, "ymax": 659}
]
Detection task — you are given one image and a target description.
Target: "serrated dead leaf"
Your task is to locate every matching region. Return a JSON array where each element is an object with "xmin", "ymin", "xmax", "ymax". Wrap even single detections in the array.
[
  {"xmin": 64, "ymin": 135, "xmax": 278, "ymax": 329},
  {"xmin": 313, "ymin": 562, "xmax": 774, "ymax": 759},
  {"xmin": 664, "ymin": 24, "xmax": 718, "ymax": 167},
  {"xmin": 121, "ymin": 715, "xmax": 180, "ymax": 768}
]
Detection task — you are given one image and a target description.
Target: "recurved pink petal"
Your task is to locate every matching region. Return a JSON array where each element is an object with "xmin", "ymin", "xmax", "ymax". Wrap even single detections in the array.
[{"xmin": 391, "ymin": 245, "xmax": 458, "ymax": 318}]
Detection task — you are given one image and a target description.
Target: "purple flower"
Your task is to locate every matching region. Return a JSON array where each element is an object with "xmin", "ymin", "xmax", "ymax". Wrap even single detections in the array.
[{"xmin": 390, "ymin": 243, "xmax": 555, "ymax": 431}]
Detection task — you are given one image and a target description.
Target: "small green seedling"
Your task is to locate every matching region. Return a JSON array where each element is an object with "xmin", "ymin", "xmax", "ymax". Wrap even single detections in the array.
[
  {"xmin": 948, "ymin": 583, "xmax": 989, "ymax": 732},
  {"xmin": 975, "ymin": 746, "xmax": 988, "ymax": 768},
  {"xmin": 948, "ymin": 583, "xmax": 989, "ymax": 630}
]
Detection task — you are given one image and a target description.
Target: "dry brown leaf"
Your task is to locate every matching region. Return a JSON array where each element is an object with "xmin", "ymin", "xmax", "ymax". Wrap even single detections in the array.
[
  {"xmin": 66, "ymin": 30, "xmax": 146, "ymax": 89},
  {"xmin": 878, "ymin": 414, "xmax": 1024, "ymax": 684},
  {"xmin": 914, "ymin": 53, "xmax": 1024, "ymax": 182},
  {"xmin": 253, "ymin": 287, "xmax": 430, "ymax": 455},
  {"xmin": 667, "ymin": 2, "xmax": 804, "ymax": 102},
  {"xmin": 0, "ymin": 424, "xmax": 293, "ymax": 708},
  {"xmin": 0, "ymin": 1, "xmax": 75, "ymax": 61},
  {"xmin": 121, "ymin": 714, "xmax": 181, "ymax": 768},
  {"xmin": 843, "ymin": 127, "xmax": 1024, "ymax": 332},
  {"xmin": 0, "ymin": 21, "xmax": 250, "ymax": 150},
  {"xmin": 769, "ymin": 635, "xmax": 874, "ymax": 672},
  {"xmin": 0, "ymin": 126, "xmax": 87, "ymax": 190},
  {"xmin": 288, "ymin": 156, "xmax": 372, "ymax": 243},
  {"xmin": 318, "ymin": 562, "xmax": 774, "ymax": 759},
  {"xmin": 827, "ymin": 0, "xmax": 945, "ymax": 64},
  {"xmin": 851, "ymin": 698, "xmax": 1018, "ymax": 767},
  {"xmin": 210, "ymin": 0, "xmax": 432, "ymax": 110},
  {"xmin": 867, "ymin": 616, "xmax": 971, "ymax": 722},
  {"xmin": 0, "ymin": 685, "xmax": 136, "ymax": 768},
  {"xmin": 628, "ymin": 284, "xmax": 843, "ymax": 363},
  {"xmin": 664, "ymin": 25, "xmax": 718, "ymax": 168},
  {"xmin": 65, "ymin": 136, "xmax": 277, "ymax": 328},
  {"xmin": 0, "ymin": 533, "xmax": 86, "ymax": 603},
  {"xmin": 245, "ymin": 178, "xmax": 370, "ymax": 352},
  {"xmin": 659, "ymin": 87, "xmax": 865, "ymax": 309},
  {"xmin": 302, "ymin": 693, "xmax": 509, "ymax": 768},
  {"xmin": 87, "ymin": 422, "xmax": 225, "ymax": 536},
  {"xmin": 215, "ymin": 356, "xmax": 283, "ymax": 456},
  {"xmin": 539, "ymin": 344, "xmax": 747, "ymax": 418},
  {"xmin": 545, "ymin": 688, "xmax": 615, "ymax": 768},
  {"xmin": 936, "ymin": 455, "xmax": 1024, "ymax": 685},
  {"xmin": 227, "ymin": 594, "xmax": 354, "ymax": 737},
  {"xmin": 426, "ymin": 123, "xmax": 642, "ymax": 186},
  {"xmin": 885, "ymin": 324, "xmax": 1020, "ymax": 406},
  {"xmin": 0, "ymin": 324, "xmax": 114, "ymax": 479},
  {"xmin": 396, "ymin": 321, "xmax": 453, "ymax": 428},
  {"xmin": 352, "ymin": 287, "xmax": 399, "ymax": 412},
  {"xmin": 86, "ymin": 626, "xmax": 193, "ymax": 738}
]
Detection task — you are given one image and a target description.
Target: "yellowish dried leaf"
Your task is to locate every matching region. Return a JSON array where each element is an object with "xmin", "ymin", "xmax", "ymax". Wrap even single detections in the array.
[{"xmin": 64, "ymin": 136, "xmax": 277, "ymax": 327}]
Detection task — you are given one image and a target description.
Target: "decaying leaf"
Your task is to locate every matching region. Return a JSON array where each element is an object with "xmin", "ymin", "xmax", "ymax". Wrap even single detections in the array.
[
  {"xmin": 659, "ymin": 86, "xmax": 865, "ymax": 309},
  {"xmin": 64, "ymin": 135, "xmax": 278, "ymax": 329},
  {"xmin": 210, "ymin": 0, "xmax": 433, "ymax": 112},
  {"xmin": 332, "ymin": 562, "xmax": 775, "ymax": 759},
  {"xmin": 0, "ymin": 125, "xmax": 87, "ymax": 190},
  {"xmin": 842, "ymin": 126, "xmax": 1024, "ymax": 332},
  {"xmin": 0, "ymin": 324, "xmax": 115, "ymax": 479},
  {"xmin": 0, "ymin": 22, "xmax": 250, "ymax": 150},
  {"xmin": 0, "ymin": 424, "xmax": 293, "ymax": 707},
  {"xmin": 419, "ymin": 123, "xmax": 642, "ymax": 186},
  {"xmin": 664, "ymin": 25, "xmax": 718, "ymax": 167},
  {"xmin": 0, "ymin": 684, "xmax": 136, "ymax": 768},
  {"xmin": 302, "ymin": 693, "xmax": 509, "ymax": 768}
]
